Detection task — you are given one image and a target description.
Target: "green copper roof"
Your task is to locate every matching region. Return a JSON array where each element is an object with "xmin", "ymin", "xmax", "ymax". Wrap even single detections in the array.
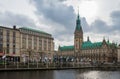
[
  {"xmin": 20, "ymin": 27, "xmax": 50, "ymax": 35},
  {"xmin": 82, "ymin": 41, "xmax": 102, "ymax": 49},
  {"xmin": 75, "ymin": 12, "xmax": 82, "ymax": 31},
  {"xmin": 76, "ymin": 23, "xmax": 82, "ymax": 30},
  {"xmin": 59, "ymin": 41, "xmax": 117, "ymax": 51},
  {"xmin": 59, "ymin": 45, "xmax": 74, "ymax": 51}
]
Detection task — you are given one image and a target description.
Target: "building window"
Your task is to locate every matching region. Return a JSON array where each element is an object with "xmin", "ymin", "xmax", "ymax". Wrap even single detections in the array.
[
  {"xmin": 22, "ymin": 34, "xmax": 27, "ymax": 49},
  {"xmin": 13, "ymin": 38, "xmax": 16, "ymax": 43},
  {"xmin": 13, "ymin": 31, "xmax": 16, "ymax": 43},
  {"xmin": 13, "ymin": 31, "xmax": 16, "ymax": 37},
  {"xmin": 0, "ymin": 29, "xmax": 3, "ymax": 44},
  {"xmin": 28, "ymin": 35, "xmax": 32, "ymax": 49},
  {"xmin": 13, "ymin": 48, "xmax": 15, "ymax": 54},
  {"xmin": 34, "ymin": 36, "xmax": 37, "ymax": 49},
  {"xmin": 6, "ymin": 48, "xmax": 9, "ymax": 54},
  {"xmin": 44, "ymin": 40, "xmax": 47, "ymax": 50},
  {"xmin": 48, "ymin": 40, "xmax": 51, "ymax": 51},
  {"xmin": 7, "ymin": 43, "xmax": 9, "ymax": 47},
  {"xmin": 6, "ymin": 30, "xmax": 10, "ymax": 43},
  {"xmin": 0, "ymin": 29, "xmax": 3, "ymax": 35},
  {"xmin": 13, "ymin": 44, "xmax": 15, "ymax": 48},
  {"xmin": 6, "ymin": 30, "xmax": 10, "ymax": 36},
  {"xmin": 0, "ymin": 44, "xmax": 3, "ymax": 53},
  {"xmin": 39, "ymin": 38, "xmax": 42, "ymax": 50}
]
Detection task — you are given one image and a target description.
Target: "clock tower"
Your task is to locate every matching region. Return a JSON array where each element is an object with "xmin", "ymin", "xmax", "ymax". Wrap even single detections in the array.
[{"xmin": 74, "ymin": 11, "xmax": 83, "ymax": 53}]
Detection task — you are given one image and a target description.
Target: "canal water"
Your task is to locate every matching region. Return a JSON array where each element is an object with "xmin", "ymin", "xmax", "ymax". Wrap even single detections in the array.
[{"xmin": 0, "ymin": 69, "xmax": 120, "ymax": 79}]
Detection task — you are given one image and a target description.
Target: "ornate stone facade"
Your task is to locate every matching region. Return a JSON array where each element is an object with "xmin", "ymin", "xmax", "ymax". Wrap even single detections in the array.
[{"xmin": 57, "ymin": 12, "xmax": 118, "ymax": 63}]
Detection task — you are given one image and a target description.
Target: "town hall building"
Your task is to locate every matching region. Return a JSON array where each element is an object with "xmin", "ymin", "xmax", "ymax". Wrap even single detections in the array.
[{"xmin": 57, "ymin": 12, "xmax": 118, "ymax": 63}]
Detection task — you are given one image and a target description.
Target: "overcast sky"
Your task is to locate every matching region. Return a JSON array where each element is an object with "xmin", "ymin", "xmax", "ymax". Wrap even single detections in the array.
[{"xmin": 0, "ymin": 0, "xmax": 120, "ymax": 50}]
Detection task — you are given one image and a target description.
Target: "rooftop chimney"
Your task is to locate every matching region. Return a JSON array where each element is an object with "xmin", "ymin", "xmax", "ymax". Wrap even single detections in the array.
[{"xmin": 13, "ymin": 25, "xmax": 16, "ymax": 30}]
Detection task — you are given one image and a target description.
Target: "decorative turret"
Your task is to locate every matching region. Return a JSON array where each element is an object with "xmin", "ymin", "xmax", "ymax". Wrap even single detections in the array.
[
  {"xmin": 107, "ymin": 38, "xmax": 109, "ymax": 43},
  {"xmin": 58, "ymin": 45, "xmax": 61, "ymax": 51},
  {"xmin": 87, "ymin": 36, "xmax": 90, "ymax": 42},
  {"xmin": 74, "ymin": 10, "xmax": 83, "ymax": 52},
  {"xmin": 103, "ymin": 37, "xmax": 106, "ymax": 43}
]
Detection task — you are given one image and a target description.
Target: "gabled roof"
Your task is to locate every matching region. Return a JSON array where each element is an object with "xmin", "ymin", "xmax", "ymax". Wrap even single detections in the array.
[
  {"xmin": 59, "ymin": 45, "xmax": 74, "ymax": 51},
  {"xmin": 19, "ymin": 27, "xmax": 50, "ymax": 35}
]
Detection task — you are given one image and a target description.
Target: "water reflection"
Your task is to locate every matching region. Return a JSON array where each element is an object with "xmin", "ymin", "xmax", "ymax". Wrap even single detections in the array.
[
  {"xmin": 0, "ymin": 70, "xmax": 120, "ymax": 79},
  {"xmin": 76, "ymin": 70, "xmax": 120, "ymax": 79},
  {"xmin": 54, "ymin": 70, "xmax": 76, "ymax": 79},
  {"xmin": 0, "ymin": 71, "xmax": 54, "ymax": 79}
]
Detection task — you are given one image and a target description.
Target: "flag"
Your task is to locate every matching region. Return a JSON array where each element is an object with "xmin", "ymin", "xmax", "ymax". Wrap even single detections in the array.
[{"xmin": 2, "ymin": 55, "xmax": 6, "ymax": 59}]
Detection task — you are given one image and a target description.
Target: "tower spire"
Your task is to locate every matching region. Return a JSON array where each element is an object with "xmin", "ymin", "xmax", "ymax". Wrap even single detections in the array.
[
  {"xmin": 75, "ymin": 7, "xmax": 82, "ymax": 31},
  {"xmin": 78, "ymin": 6, "xmax": 80, "ymax": 19}
]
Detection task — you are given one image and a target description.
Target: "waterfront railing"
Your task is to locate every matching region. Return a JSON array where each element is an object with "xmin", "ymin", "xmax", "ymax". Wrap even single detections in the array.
[{"xmin": 0, "ymin": 62, "xmax": 120, "ymax": 70}]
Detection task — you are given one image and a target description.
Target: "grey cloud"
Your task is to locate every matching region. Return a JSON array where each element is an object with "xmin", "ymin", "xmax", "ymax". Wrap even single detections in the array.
[
  {"xmin": 111, "ymin": 10, "xmax": 120, "ymax": 24},
  {"xmin": 81, "ymin": 17, "xmax": 90, "ymax": 32},
  {"xmin": 58, "ymin": 0, "xmax": 67, "ymax": 1},
  {"xmin": 31, "ymin": 0, "xmax": 90, "ymax": 42},
  {"xmin": 30, "ymin": 0, "xmax": 120, "ymax": 45},
  {"xmin": 31, "ymin": 0, "xmax": 120, "ymax": 41},
  {"xmin": 109, "ymin": 10, "xmax": 120, "ymax": 32},
  {"xmin": 0, "ymin": 11, "xmax": 36, "ymax": 28},
  {"xmin": 90, "ymin": 10, "xmax": 120, "ymax": 34},
  {"xmin": 90, "ymin": 19, "xmax": 110, "ymax": 33},
  {"xmin": 31, "ymin": 0, "xmax": 120, "ymax": 44},
  {"xmin": 31, "ymin": 0, "xmax": 76, "ymax": 40},
  {"xmin": 32, "ymin": 0, "xmax": 75, "ymax": 29}
]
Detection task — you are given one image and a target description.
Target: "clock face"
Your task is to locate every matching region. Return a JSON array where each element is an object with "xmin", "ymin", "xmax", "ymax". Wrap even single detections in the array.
[{"xmin": 80, "ymin": 39, "xmax": 82, "ymax": 42}]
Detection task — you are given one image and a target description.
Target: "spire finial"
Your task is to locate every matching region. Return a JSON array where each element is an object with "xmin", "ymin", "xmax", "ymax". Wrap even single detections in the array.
[
  {"xmin": 87, "ymin": 36, "xmax": 90, "ymax": 42},
  {"xmin": 78, "ymin": 6, "xmax": 79, "ymax": 14},
  {"xmin": 107, "ymin": 37, "xmax": 109, "ymax": 43},
  {"xmin": 77, "ymin": 6, "xmax": 79, "ymax": 19}
]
